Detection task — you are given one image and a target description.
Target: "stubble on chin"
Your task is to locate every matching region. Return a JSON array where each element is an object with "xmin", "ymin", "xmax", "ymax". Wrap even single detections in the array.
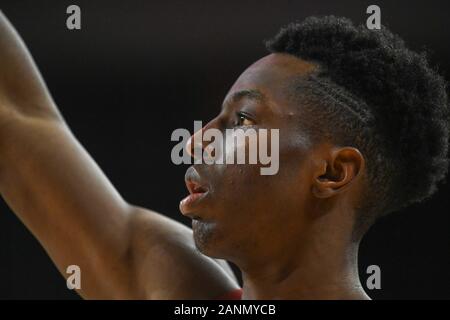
[{"xmin": 192, "ymin": 220, "xmax": 217, "ymax": 254}]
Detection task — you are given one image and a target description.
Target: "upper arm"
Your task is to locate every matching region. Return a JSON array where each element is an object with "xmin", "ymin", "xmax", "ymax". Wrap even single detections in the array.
[
  {"xmin": 0, "ymin": 113, "xmax": 239, "ymax": 299},
  {"xmin": 0, "ymin": 11, "xmax": 61, "ymax": 120},
  {"xmin": 0, "ymin": 115, "xmax": 136, "ymax": 298}
]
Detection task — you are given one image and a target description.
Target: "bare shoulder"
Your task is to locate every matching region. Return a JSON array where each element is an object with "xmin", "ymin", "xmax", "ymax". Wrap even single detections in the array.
[{"xmin": 127, "ymin": 206, "xmax": 240, "ymax": 299}]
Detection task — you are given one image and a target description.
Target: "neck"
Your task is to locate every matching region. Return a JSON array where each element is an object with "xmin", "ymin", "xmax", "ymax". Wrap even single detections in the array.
[{"xmin": 237, "ymin": 213, "xmax": 370, "ymax": 299}]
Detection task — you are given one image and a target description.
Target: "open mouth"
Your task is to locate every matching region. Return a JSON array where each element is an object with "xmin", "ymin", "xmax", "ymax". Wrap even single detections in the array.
[
  {"xmin": 186, "ymin": 180, "xmax": 208, "ymax": 195},
  {"xmin": 179, "ymin": 167, "xmax": 210, "ymax": 218}
]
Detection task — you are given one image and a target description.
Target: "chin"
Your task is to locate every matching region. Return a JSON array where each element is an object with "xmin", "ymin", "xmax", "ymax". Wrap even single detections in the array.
[{"xmin": 192, "ymin": 219, "xmax": 224, "ymax": 258}]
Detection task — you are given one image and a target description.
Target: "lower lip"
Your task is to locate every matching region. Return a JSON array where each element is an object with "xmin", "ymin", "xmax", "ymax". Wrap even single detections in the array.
[{"xmin": 179, "ymin": 191, "xmax": 208, "ymax": 216}]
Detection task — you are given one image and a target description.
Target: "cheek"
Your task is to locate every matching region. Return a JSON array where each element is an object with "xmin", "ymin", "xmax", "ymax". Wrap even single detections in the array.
[
  {"xmin": 211, "ymin": 164, "xmax": 261, "ymax": 204},
  {"xmin": 211, "ymin": 167, "xmax": 285, "ymax": 219},
  {"xmin": 222, "ymin": 129, "xmax": 259, "ymax": 164},
  {"xmin": 206, "ymin": 127, "xmax": 309, "ymax": 215}
]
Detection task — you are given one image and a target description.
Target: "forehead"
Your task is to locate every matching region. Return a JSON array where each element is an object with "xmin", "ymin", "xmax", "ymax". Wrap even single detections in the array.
[{"xmin": 226, "ymin": 53, "xmax": 317, "ymax": 109}]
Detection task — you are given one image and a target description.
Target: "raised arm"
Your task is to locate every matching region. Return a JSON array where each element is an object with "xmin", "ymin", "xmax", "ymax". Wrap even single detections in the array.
[{"xmin": 0, "ymin": 11, "xmax": 238, "ymax": 299}]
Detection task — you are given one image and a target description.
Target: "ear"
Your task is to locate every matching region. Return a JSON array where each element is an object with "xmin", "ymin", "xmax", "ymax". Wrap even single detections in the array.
[{"xmin": 311, "ymin": 147, "xmax": 365, "ymax": 199}]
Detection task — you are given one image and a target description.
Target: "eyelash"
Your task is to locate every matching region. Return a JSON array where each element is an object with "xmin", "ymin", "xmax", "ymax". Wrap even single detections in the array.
[{"xmin": 235, "ymin": 112, "xmax": 254, "ymax": 126}]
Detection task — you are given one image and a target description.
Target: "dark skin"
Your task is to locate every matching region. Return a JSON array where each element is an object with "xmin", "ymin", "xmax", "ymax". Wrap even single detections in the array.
[
  {"xmin": 0, "ymin": 12, "xmax": 369, "ymax": 299},
  {"xmin": 183, "ymin": 54, "xmax": 369, "ymax": 299}
]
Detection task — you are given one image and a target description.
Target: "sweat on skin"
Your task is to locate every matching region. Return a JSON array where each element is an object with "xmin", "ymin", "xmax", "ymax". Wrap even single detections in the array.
[{"xmin": 171, "ymin": 121, "xmax": 280, "ymax": 176}]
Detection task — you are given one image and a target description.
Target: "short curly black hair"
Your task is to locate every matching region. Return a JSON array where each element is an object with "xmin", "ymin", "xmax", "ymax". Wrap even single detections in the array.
[{"xmin": 266, "ymin": 16, "xmax": 450, "ymax": 234}]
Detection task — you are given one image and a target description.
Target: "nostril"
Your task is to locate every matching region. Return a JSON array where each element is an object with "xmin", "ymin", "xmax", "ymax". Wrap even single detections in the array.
[{"xmin": 193, "ymin": 185, "xmax": 207, "ymax": 193}]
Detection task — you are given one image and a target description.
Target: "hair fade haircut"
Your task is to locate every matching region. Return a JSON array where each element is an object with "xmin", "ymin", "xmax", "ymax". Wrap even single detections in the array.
[{"xmin": 266, "ymin": 16, "xmax": 450, "ymax": 234}]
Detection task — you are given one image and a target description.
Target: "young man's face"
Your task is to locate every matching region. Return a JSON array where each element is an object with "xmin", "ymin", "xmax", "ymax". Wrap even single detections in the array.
[{"xmin": 180, "ymin": 53, "xmax": 325, "ymax": 264}]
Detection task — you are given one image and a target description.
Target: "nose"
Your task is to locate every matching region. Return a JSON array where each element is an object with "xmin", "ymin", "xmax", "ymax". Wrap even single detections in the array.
[
  {"xmin": 186, "ymin": 128, "xmax": 205, "ymax": 162},
  {"xmin": 186, "ymin": 120, "xmax": 220, "ymax": 163}
]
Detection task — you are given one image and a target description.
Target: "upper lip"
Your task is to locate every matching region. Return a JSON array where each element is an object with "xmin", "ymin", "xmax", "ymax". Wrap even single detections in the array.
[{"xmin": 185, "ymin": 166, "xmax": 209, "ymax": 195}]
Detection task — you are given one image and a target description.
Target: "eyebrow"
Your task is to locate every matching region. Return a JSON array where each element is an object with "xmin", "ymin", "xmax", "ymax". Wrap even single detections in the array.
[
  {"xmin": 230, "ymin": 89, "xmax": 265, "ymax": 103},
  {"xmin": 222, "ymin": 89, "xmax": 266, "ymax": 111}
]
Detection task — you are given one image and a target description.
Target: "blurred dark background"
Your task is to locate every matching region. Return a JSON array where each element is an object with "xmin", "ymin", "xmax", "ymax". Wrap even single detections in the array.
[{"xmin": 0, "ymin": 0, "xmax": 449, "ymax": 299}]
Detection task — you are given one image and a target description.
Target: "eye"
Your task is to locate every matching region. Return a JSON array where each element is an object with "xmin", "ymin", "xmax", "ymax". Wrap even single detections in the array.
[{"xmin": 235, "ymin": 112, "xmax": 255, "ymax": 126}]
